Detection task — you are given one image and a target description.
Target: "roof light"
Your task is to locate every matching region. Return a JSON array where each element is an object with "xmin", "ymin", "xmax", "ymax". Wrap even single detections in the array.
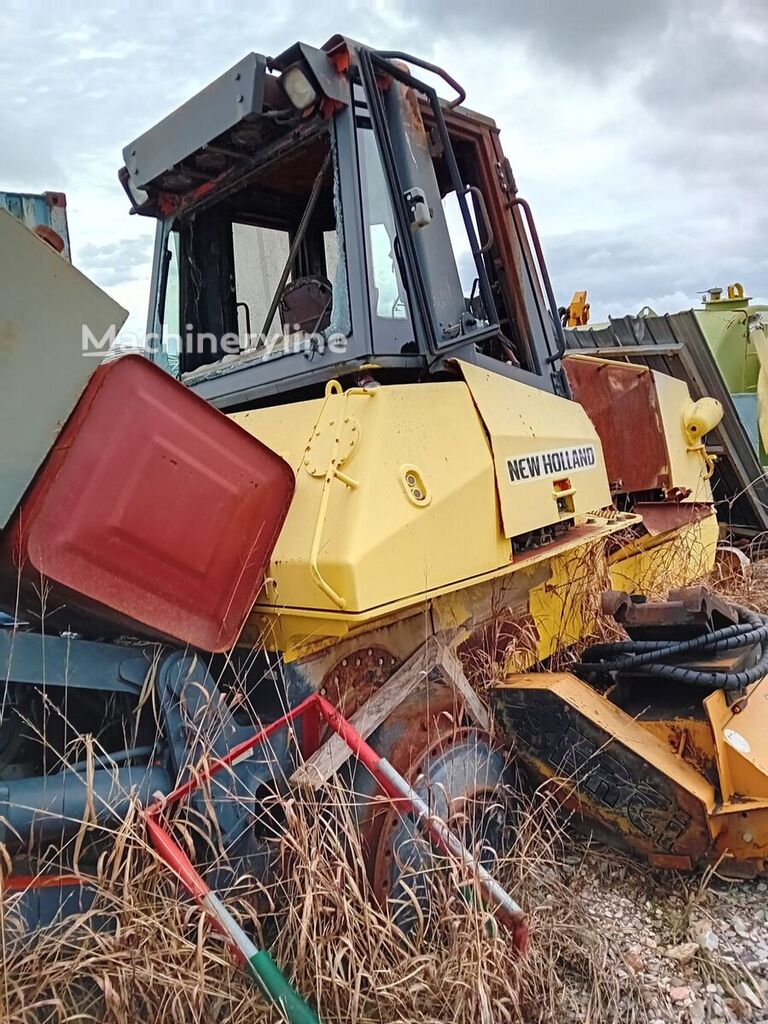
[
  {"xmin": 281, "ymin": 65, "xmax": 318, "ymax": 110},
  {"xmin": 126, "ymin": 178, "xmax": 150, "ymax": 208}
]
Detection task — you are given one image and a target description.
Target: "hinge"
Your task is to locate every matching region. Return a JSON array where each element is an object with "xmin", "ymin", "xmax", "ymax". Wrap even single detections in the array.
[{"xmin": 496, "ymin": 157, "xmax": 517, "ymax": 195}]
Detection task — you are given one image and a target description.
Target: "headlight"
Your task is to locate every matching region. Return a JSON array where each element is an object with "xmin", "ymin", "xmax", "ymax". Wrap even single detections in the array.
[{"xmin": 281, "ymin": 65, "xmax": 318, "ymax": 110}]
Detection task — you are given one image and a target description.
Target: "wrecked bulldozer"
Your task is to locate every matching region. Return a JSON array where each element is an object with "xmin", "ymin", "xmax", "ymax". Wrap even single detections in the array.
[{"xmin": 0, "ymin": 36, "xmax": 762, "ymax": 995}]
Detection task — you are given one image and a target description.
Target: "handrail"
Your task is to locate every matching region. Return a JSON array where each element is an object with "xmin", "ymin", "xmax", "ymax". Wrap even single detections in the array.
[
  {"xmin": 372, "ymin": 50, "xmax": 467, "ymax": 108},
  {"xmin": 508, "ymin": 196, "xmax": 568, "ymax": 365}
]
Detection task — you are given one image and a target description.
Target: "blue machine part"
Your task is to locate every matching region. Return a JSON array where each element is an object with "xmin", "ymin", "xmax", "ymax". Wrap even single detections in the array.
[
  {"xmin": 0, "ymin": 629, "xmax": 152, "ymax": 695},
  {"xmin": 5, "ymin": 882, "xmax": 101, "ymax": 936},
  {"xmin": 732, "ymin": 392, "xmax": 760, "ymax": 452},
  {"xmin": 0, "ymin": 632, "xmax": 302, "ymax": 926},
  {"xmin": 0, "ymin": 190, "xmax": 71, "ymax": 260}
]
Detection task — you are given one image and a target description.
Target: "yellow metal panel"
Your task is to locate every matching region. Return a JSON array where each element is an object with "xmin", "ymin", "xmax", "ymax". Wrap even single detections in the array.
[
  {"xmin": 706, "ymin": 677, "xmax": 768, "ymax": 801},
  {"xmin": 497, "ymin": 673, "xmax": 716, "ymax": 811},
  {"xmin": 609, "ymin": 511, "xmax": 719, "ymax": 596},
  {"xmin": 234, "ymin": 381, "xmax": 509, "ymax": 615},
  {"xmin": 456, "ymin": 360, "xmax": 611, "ymax": 537},
  {"xmin": 650, "ymin": 370, "xmax": 717, "ymax": 502},
  {"xmin": 525, "ymin": 540, "xmax": 610, "ymax": 665},
  {"xmin": 232, "ymin": 372, "xmax": 635, "ymax": 656}
]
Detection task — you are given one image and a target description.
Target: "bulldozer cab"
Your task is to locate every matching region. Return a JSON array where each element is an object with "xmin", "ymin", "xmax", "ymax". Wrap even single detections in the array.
[{"xmin": 121, "ymin": 37, "xmax": 567, "ymax": 410}]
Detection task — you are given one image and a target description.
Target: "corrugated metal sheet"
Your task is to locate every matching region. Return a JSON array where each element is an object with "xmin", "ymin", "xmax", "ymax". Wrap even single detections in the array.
[
  {"xmin": 0, "ymin": 191, "xmax": 71, "ymax": 260},
  {"xmin": 566, "ymin": 313, "xmax": 768, "ymax": 539}
]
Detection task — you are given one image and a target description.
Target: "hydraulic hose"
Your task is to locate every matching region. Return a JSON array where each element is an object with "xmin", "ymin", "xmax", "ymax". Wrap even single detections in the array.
[{"xmin": 575, "ymin": 605, "xmax": 768, "ymax": 692}]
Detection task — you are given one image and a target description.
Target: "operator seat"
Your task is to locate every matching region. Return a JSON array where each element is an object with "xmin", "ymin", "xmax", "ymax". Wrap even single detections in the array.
[{"xmin": 278, "ymin": 275, "xmax": 333, "ymax": 335}]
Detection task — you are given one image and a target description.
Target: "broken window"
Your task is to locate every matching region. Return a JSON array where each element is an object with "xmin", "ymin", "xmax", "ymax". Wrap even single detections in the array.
[
  {"xmin": 178, "ymin": 126, "xmax": 350, "ymax": 379},
  {"xmin": 232, "ymin": 224, "xmax": 290, "ymax": 340}
]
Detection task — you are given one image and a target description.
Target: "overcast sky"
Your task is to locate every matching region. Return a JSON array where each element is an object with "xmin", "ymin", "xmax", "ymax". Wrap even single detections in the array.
[{"xmin": 2, "ymin": 0, "xmax": 766, "ymax": 334}]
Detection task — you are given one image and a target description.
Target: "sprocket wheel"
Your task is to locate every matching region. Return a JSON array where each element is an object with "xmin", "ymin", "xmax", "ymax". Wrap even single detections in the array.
[{"xmin": 349, "ymin": 682, "xmax": 510, "ymax": 934}]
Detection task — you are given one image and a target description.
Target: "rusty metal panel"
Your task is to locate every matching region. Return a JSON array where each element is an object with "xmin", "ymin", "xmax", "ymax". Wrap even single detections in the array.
[
  {"xmin": 632, "ymin": 502, "xmax": 712, "ymax": 537},
  {"xmin": 0, "ymin": 209, "xmax": 127, "ymax": 529},
  {"xmin": 563, "ymin": 355, "xmax": 671, "ymax": 493},
  {"xmin": 566, "ymin": 314, "xmax": 768, "ymax": 538}
]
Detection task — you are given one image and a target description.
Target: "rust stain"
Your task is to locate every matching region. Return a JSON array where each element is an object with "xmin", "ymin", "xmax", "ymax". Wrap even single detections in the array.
[
  {"xmin": 400, "ymin": 82, "xmax": 429, "ymax": 152},
  {"xmin": 0, "ymin": 321, "xmax": 17, "ymax": 350}
]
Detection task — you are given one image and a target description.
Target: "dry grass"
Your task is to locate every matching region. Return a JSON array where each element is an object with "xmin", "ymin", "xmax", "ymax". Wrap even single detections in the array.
[
  {"xmin": 709, "ymin": 552, "xmax": 768, "ymax": 615},
  {"xmin": 1, "ymin": 525, "xmax": 735, "ymax": 1024},
  {"xmin": 0, "ymin": 754, "xmax": 646, "ymax": 1024}
]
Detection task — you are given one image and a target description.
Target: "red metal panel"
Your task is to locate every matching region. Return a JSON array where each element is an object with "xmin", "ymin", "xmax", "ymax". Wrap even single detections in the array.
[{"xmin": 2, "ymin": 355, "xmax": 293, "ymax": 651}]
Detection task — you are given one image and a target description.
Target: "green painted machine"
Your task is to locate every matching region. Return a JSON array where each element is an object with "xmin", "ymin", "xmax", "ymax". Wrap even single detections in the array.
[{"xmin": 695, "ymin": 284, "xmax": 768, "ymax": 463}]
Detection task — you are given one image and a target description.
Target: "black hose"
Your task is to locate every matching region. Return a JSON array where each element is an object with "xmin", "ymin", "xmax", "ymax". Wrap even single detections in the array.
[{"xmin": 574, "ymin": 605, "xmax": 768, "ymax": 692}]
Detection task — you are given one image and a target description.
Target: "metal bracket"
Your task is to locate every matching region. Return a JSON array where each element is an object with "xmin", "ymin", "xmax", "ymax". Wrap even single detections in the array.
[{"xmin": 0, "ymin": 629, "xmax": 154, "ymax": 695}]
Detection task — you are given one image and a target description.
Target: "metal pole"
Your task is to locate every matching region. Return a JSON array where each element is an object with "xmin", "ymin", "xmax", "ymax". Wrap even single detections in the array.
[
  {"xmin": 145, "ymin": 814, "xmax": 320, "ymax": 1024},
  {"xmin": 315, "ymin": 695, "xmax": 529, "ymax": 952},
  {"xmin": 259, "ymin": 153, "xmax": 332, "ymax": 340}
]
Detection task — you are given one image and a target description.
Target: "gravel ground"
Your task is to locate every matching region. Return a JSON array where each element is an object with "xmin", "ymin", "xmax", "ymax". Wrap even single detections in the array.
[{"xmin": 565, "ymin": 845, "xmax": 768, "ymax": 1023}]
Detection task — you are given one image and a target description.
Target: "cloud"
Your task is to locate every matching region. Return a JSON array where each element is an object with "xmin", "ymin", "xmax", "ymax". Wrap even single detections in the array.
[
  {"xmin": 0, "ymin": 0, "xmax": 764, "ymax": 333},
  {"xmin": 545, "ymin": 219, "xmax": 768, "ymax": 322},
  {"xmin": 77, "ymin": 236, "xmax": 151, "ymax": 287},
  {"xmin": 388, "ymin": 0, "xmax": 672, "ymax": 70}
]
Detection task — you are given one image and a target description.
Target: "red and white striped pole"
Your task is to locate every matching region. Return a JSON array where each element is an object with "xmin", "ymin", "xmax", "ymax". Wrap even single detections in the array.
[
  {"xmin": 315, "ymin": 696, "xmax": 529, "ymax": 952},
  {"xmin": 146, "ymin": 691, "xmax": 528, "ymax": 954}
]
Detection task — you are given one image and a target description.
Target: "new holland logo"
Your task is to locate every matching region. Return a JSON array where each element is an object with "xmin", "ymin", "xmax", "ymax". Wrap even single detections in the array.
[{"xmin": 507, "ymin": 445, "xmax": 596, "ymax": 483}]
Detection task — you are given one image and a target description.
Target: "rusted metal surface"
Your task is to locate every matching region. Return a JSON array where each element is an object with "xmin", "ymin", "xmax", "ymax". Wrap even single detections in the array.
[
  {"xmin": 563, "ymin": 355, "xmax": 671, "ymax": 494},
  {"xmin": 602, "ymin": 586, "xmax": 738, "ymax": 637},
  {"xmin": 424, "ymin": 103, "xmax": 550, "ymax": 373},
  {"xmin": 565, "ymin": 312, "xmax": 768, "ymax": 539},
  {"xmin": 32, "ymin": 224, "xmax": 65, "ymax": 253},
  {"xmin": 363, "ymin": 685, "xmax": 505, "ymax": 916},
  {"xmin": 278, "ymin": 275, "xmax": 333, "ymax": 333},
  {"xmin": 318, "ymin": 645, "xmax": 398, "ymax": 725},
  {"xmin": 458, "ymin": 609, "xmax": 539, "ymax": 686},
  {"xmin": 634, "ymin": 501, "xmax": 712, "ymax": 537},
  {"xmin": 0, "ymin": 190, "xmax": 71, "ymax": 260}
]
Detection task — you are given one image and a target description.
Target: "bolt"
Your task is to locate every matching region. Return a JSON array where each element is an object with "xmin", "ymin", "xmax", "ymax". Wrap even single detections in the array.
[{"xmin": 744, "ymin": 832, "xmax": 754, "ymax": 843}]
